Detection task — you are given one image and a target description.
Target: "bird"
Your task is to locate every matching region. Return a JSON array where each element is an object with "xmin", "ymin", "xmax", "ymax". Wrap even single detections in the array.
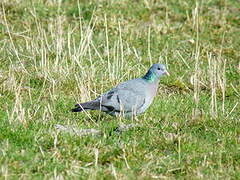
[{"xmin": 72, "ymin": 63, "xmax": 169, "ymax": 117}]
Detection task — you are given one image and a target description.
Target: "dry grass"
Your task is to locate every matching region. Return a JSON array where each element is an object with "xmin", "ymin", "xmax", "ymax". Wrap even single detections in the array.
[{"xmin": 0, "ymin": 0, "xmax": 240, "ymax": 179}]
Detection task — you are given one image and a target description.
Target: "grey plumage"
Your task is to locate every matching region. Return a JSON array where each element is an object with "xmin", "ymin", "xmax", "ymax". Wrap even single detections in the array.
[{"xmin": 72, "ymin": 63, "xmax": 169, "ymax": 117}]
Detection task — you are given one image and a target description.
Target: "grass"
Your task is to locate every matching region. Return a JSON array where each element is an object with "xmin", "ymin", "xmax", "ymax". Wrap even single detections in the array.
[{"xmin": 0, "ymin": 0, "xmax": 240, "ymax": 179}]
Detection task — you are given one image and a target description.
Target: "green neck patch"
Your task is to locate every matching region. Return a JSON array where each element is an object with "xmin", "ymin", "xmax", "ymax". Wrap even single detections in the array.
[{"xmin": 143, "ymin": 71, "xmax": 157, "ymax": 83}]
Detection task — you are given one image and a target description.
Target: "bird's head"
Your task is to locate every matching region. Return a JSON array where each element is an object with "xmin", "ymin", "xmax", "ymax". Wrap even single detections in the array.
[{"xmin": 143, "ymin": 63, "xmax": 169, "ymax": 82}]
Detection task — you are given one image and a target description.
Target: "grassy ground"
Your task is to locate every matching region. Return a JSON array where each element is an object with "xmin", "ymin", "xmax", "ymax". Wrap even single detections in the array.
[{"xmin": 0, "ymin": 0, "xmax": 240, "ymax": 179}]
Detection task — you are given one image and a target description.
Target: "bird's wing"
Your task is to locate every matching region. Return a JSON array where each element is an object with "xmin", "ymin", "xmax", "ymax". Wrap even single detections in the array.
[{"xmin": 97, "ymin": 82, "xmax": 146, "ymax": 113}]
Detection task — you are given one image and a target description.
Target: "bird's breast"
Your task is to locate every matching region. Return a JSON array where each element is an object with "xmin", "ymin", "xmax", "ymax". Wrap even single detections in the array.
[{"xmin": 137, "ymin": 84, "xmax": 158, "ymax": 114}]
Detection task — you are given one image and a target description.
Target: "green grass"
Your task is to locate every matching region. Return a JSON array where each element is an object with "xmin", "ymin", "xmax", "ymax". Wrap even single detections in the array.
[{"xmin": 0, "ymin": 0, "xmax": 240, "ymax": 179}]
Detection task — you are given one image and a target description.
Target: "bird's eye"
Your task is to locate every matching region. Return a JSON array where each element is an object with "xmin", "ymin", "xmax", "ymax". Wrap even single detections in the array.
[{"xmin": 157, "ymin": 68, "xmax": 161, "ymax": 70}]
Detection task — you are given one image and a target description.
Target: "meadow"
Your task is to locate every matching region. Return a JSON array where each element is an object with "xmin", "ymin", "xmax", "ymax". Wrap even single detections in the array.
[{"xmin": 0, "ymin": 0, "xmax": 240, "ymax": 179}]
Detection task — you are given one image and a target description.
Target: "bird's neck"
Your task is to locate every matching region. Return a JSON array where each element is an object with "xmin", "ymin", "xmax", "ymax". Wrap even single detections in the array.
[{"xmin": 143, "ymin": 71, "xmax": 158, "ymax": 83}]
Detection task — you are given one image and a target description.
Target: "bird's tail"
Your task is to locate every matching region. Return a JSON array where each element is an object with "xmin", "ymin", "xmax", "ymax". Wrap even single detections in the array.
[
  {"xmin": 71, "ymin": 101, "xmax": 100, "ymax": 112},
  {"xmin": 71, "ymin": 104, "xmax": 84, "ymax": 112}
]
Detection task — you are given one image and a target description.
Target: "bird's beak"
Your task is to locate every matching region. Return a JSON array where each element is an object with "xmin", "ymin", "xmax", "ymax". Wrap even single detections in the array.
[{"xmin": 164, "ymin": 71, "xmax": 170, "ymax": 76}]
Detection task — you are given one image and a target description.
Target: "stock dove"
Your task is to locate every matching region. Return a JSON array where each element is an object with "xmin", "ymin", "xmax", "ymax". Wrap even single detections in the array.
[{"xmin": 72, "ymin": 64, "xmax": 169, "ymax": 117}]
